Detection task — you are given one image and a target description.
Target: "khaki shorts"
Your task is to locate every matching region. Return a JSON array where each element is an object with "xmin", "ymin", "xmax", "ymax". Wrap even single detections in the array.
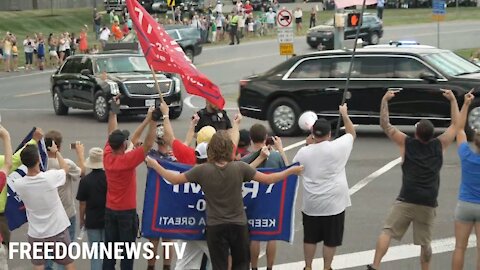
[
  {"xmin": 27, "ymin": 229, "xmax": 74, "ymax": 266},
  {"xmin": 383, "ymin": 201, "xmax": 436, "ymax": 245}
]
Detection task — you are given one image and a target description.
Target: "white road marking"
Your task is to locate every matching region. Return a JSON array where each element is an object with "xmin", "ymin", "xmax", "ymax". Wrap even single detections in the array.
[
  {"xmin": 14, "ymin": 90, "xmax": 50, "ymax": 98},
  {"xmin": 0, "ymin": 70, "xmax": 53, "ymax": 81},
  {"xmin": 284, "ymin": 140, "xmax": 307, "ymax": 152},
  {"xmin": 262, "ymin": 235, "xmax": 477, "ymax": 270},
  {"xmin": 0, "ymin": 108, "xmax": 51, "ymax": 111},
  {"xmin": 349, "ymin": 157, "xmax": 402, "ymax": 196},
  {"xmin": 183, "ymin": 96, "xmax": 239, "ymax": 111}
]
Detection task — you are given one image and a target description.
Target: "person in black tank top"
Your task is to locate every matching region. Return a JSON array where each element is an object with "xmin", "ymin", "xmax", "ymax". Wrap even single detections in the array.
[{"xmin": 367, "ymin": 89, "xmax": 460, "ymax": 270}]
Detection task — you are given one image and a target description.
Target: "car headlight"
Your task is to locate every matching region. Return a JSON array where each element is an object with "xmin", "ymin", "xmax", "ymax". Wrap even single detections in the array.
[
  {"xmin": 107, "ymin": 81, "xmax": 120, "ymax": 96},
  {"xmin": 173, "ymin": 77, "xmax": 181, "ymax": 93}
]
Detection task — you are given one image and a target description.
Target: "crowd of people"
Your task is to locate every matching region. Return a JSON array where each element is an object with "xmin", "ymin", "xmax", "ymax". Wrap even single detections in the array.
[
  {"xmin": 0, "ymin": 89, "xmax": 477, "ymax": 270},
  {"xmin": 0, "ymin": 2, "xmax": 320, "ymax": 73},
  {"xmin": 0, "ymin": 28, "xmax": 97, "ymax": 73}
]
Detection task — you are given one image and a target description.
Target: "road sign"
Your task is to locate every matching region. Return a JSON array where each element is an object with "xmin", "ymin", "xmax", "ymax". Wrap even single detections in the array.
[
  {"xmin": 432, "ymin": 0, "xmax": 446, "ymax": 21},
  {"xmin": 277, "ymin": 9, "xmax": 293, "ymax": 28},
  {"xmin": 277, "ymin": 9, "xmax": 294, "ymax": 56},
  {"xmin": 279, "ymin": 43, "xmax": 294, "ymax": 55},
  {"xmin": 167, "ymin": 0, "xmax": 175, "ymax": 7},
  {"xmin": 277, "ymin": 27, "xmax": 294, "ymax": 43}
]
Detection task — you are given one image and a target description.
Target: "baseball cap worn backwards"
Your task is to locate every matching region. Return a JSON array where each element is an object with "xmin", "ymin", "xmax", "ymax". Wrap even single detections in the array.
[{"xmin": 312, "ymin": 119, "xmax": 331, "ymax": 137}]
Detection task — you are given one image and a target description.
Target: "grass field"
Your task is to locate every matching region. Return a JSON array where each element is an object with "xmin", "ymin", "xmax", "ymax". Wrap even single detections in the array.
[
  {"xmin": 0, "ymin": 7, "xmax": 479, "ymax": 66},
  {"xmin": 456, "ymin": 48, "xmax": 479, "ymax": 59}
]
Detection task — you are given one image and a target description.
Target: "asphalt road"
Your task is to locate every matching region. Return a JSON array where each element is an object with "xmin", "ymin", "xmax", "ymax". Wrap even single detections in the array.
[{"xmin": 0, "ymin": 21, "xmax": 479, "ymax": 269}]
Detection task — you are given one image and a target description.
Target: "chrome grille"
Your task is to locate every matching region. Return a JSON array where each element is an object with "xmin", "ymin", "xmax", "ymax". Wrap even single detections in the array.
[{"xmin": 123, "ymin": 81, "xmax": 171, "ymax": 96}]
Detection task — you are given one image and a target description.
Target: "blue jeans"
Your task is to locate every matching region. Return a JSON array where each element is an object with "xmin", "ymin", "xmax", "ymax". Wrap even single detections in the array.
[
  {"xmin": 45, "ymin": 215, "xmax": 76, "ymax": 270},
  {"xmin": 94, "ymin": 24, "xmax": 101, "ymax": 39},
  {"xmin": 103, "ymin": 208, "xmax": 138, "ymax": 270},
  {"xmin": 88, "ymin": 229, "xmax": 105, "ymax": 270}
]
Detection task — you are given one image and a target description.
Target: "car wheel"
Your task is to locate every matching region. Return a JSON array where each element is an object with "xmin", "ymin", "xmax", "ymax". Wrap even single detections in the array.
[
  {"xmin": 267, "ymin": 97, "xmax": 301, "ymax": 136},
  {"xmin": 368, "ymin": 32, "xmax": 380, "ymax": 45},
  {"xmin": 94, "ymin": 92, "xmax": 109, "ymax": 122},
  {"xmin": 169, "ymin": 107, "xmax": 182, "ymax": 119},
  {"xmin": 52, "ymin": 87, "xmax": 69, "ymax": 115},
  {"xmin": 185, "ymin": 49, "xmax": 194, "ymax": 63}
]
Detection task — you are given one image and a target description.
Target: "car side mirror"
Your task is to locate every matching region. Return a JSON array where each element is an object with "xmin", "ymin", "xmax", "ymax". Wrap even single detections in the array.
[
  {"xmin": 80, "ymin": 69, "xmax": 93, "ymax": 77},
  {"xmin": 420, "ymin": 72, "xmax": 438, "ymax": 83}
]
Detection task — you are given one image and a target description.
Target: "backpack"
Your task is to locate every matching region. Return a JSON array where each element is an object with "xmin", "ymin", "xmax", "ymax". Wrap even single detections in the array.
[{"xmin": 37, "ymin": 42, "xmax": 45, "ymax": 55}]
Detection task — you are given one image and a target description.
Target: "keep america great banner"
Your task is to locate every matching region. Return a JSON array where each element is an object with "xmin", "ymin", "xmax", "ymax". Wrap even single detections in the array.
[{"xmin": 142, "ymin": 160, "xmax": 299, "ymax": 242}]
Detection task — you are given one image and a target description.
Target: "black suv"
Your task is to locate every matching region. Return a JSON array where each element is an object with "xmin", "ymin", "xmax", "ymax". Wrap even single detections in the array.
[
  {"xmin": 238, "ymin": 46, "xmax": 480, "ymax": 136},
  {"xmin": 50, "ymin": 53, "xmax": 183, "ymax": 122},
  {"xmin": 165, "ymin": 25, "xmax": 203, "ymax": 63},
  {"xmin": 306, "ymin": 13, "xmax": 383, "ymax": 50}
]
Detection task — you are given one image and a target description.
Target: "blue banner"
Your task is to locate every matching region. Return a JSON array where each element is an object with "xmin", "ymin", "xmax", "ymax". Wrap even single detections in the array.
[
  {"xmin": 6, "ymin": 128, "xmax": 48, "ymax": 231},
  {"xmin": 142, "ymin": 160, "xmax": 299, "ymax": 242}
]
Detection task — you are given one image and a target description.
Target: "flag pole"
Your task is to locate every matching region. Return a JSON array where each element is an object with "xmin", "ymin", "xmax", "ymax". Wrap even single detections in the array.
[
  {"xmin": 334, "ymin": 0, "xmax": 367, "ymax": 138},
  {"xmin": 150, "ymin": 65, "xmax": 165, "ymax": 103}
]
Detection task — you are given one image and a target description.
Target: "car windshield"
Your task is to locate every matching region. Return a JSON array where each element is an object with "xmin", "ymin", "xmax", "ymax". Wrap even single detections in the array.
[
  {"xmin": 95, "ymin": 56, "xmax": 150, "ymax": 73},
  {"xmin": 423, "ymin": 51, "xmax": 480, "ymax": 77}
]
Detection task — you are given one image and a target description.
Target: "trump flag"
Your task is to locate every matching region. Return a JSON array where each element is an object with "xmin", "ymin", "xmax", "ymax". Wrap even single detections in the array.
[
  {"xmin": 142, "ymin": 160, "xmax": 299, "ymax": 242},
  {"xmin": 126, "ymin": 0, "xmax": 225, "ymax": 109},
  {"xmin": 6, "ymin": 128, "xmax": 48, "ymax": 231}
]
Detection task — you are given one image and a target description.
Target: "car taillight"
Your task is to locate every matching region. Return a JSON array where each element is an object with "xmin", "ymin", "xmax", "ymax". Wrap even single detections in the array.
[{"xmin": 239, "ymin": 79, "xmax": 250, "ymax": 87}]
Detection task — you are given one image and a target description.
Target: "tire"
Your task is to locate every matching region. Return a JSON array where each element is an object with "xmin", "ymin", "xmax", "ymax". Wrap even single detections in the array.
[
  {"xmin": 308, "ymin": 43, "xmax": 319, "ymax": 49},
  {"xmin": 368, "ymin": 32, "xmax": 380, "ymax": 45},
  {"xmin": 93, "ymin": 92, "xmax": 109, "ymax": 122},
  {"xmin": 185, "ymin": 49, "xmax": 194, "ymax": 63},
  {"xmin": 267, "ymin": 97, "xmax": 301, "ymax": 136},
  {"xmin": 52, "ymin": 87, "xmax": 69, "ymax": 115},
  {"xmin": 169, "ymin": 106, "xmax": 182, "ymax": 120}
]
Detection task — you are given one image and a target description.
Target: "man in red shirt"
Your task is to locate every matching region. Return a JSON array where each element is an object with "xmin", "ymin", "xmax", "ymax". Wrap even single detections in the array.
[
  {"xmin": 103, "ymin": 103, "xmax": 156, "ymax": 270},
  {"xmin": 244, "ymin": 1, "xmax": 253, "ymax": 14},
  {"xmin": 160, "ymin": 102, "xmax": 216, "ymax": 165}
]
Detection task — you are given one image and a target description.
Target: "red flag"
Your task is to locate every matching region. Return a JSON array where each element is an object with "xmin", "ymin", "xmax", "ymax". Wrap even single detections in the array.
[{"xmin": 126, "ymin": 0, "xmax": 225, "ymax": 109}]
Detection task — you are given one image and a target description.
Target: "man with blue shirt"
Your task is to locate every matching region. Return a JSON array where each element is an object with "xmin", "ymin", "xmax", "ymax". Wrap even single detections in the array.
[{"xmin": 377, "ymin": 0, "xmax": 384, "ymax": 19}]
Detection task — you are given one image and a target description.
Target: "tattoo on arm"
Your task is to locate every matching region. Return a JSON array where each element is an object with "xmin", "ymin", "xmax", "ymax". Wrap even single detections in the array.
[
  {"xmin": 380, "ymin": 99, "xmax": 402, "ymax": 139},
  {"xmin": 380, "ymin": 100, "xmax": 391, "ymax": 132},
  {"xmin": 385, "ymin": 125, "xmax": 398, "ymax": 137}
]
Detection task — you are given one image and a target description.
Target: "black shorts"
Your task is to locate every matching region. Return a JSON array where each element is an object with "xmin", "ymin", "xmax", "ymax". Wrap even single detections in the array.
[
  {"xmin": 295, "ymin": 17, "xmax": 302, "ymax": 24},
  {"xmin": 302, "ymin": 211, "xmax": 345, "ymax": 247}
]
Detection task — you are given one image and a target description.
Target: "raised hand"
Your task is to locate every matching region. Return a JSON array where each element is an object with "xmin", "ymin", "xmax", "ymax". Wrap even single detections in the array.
[
  {"xmin": 464, "ymin": 89, "xmax": 475, "ymax": 106},
  {"xmin": 339, "ymin": 103, "xmax": 348, "ymax": 116},
  {"xmin": 382, "ymin": 91, "xmax": 397, "ymax": 102},
  {"xmin": 441, "ymin": 89, "xmax": 456, "ymax": 102}
]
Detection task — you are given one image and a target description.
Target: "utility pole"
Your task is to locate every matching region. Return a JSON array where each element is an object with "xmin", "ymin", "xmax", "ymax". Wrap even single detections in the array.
[{"xmin": 334, "ymin": 9, "xmax": 344, "ymax": 49}]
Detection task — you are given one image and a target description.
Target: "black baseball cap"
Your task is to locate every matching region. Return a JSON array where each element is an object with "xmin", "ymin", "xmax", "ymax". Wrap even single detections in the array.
[
  {"xmin": 312, "ymin": 118, "xmax": 331, "ymax": 137},
  {"xmin": 108, "ymin": 129, "xmax": 130, "ymax": 149}
]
